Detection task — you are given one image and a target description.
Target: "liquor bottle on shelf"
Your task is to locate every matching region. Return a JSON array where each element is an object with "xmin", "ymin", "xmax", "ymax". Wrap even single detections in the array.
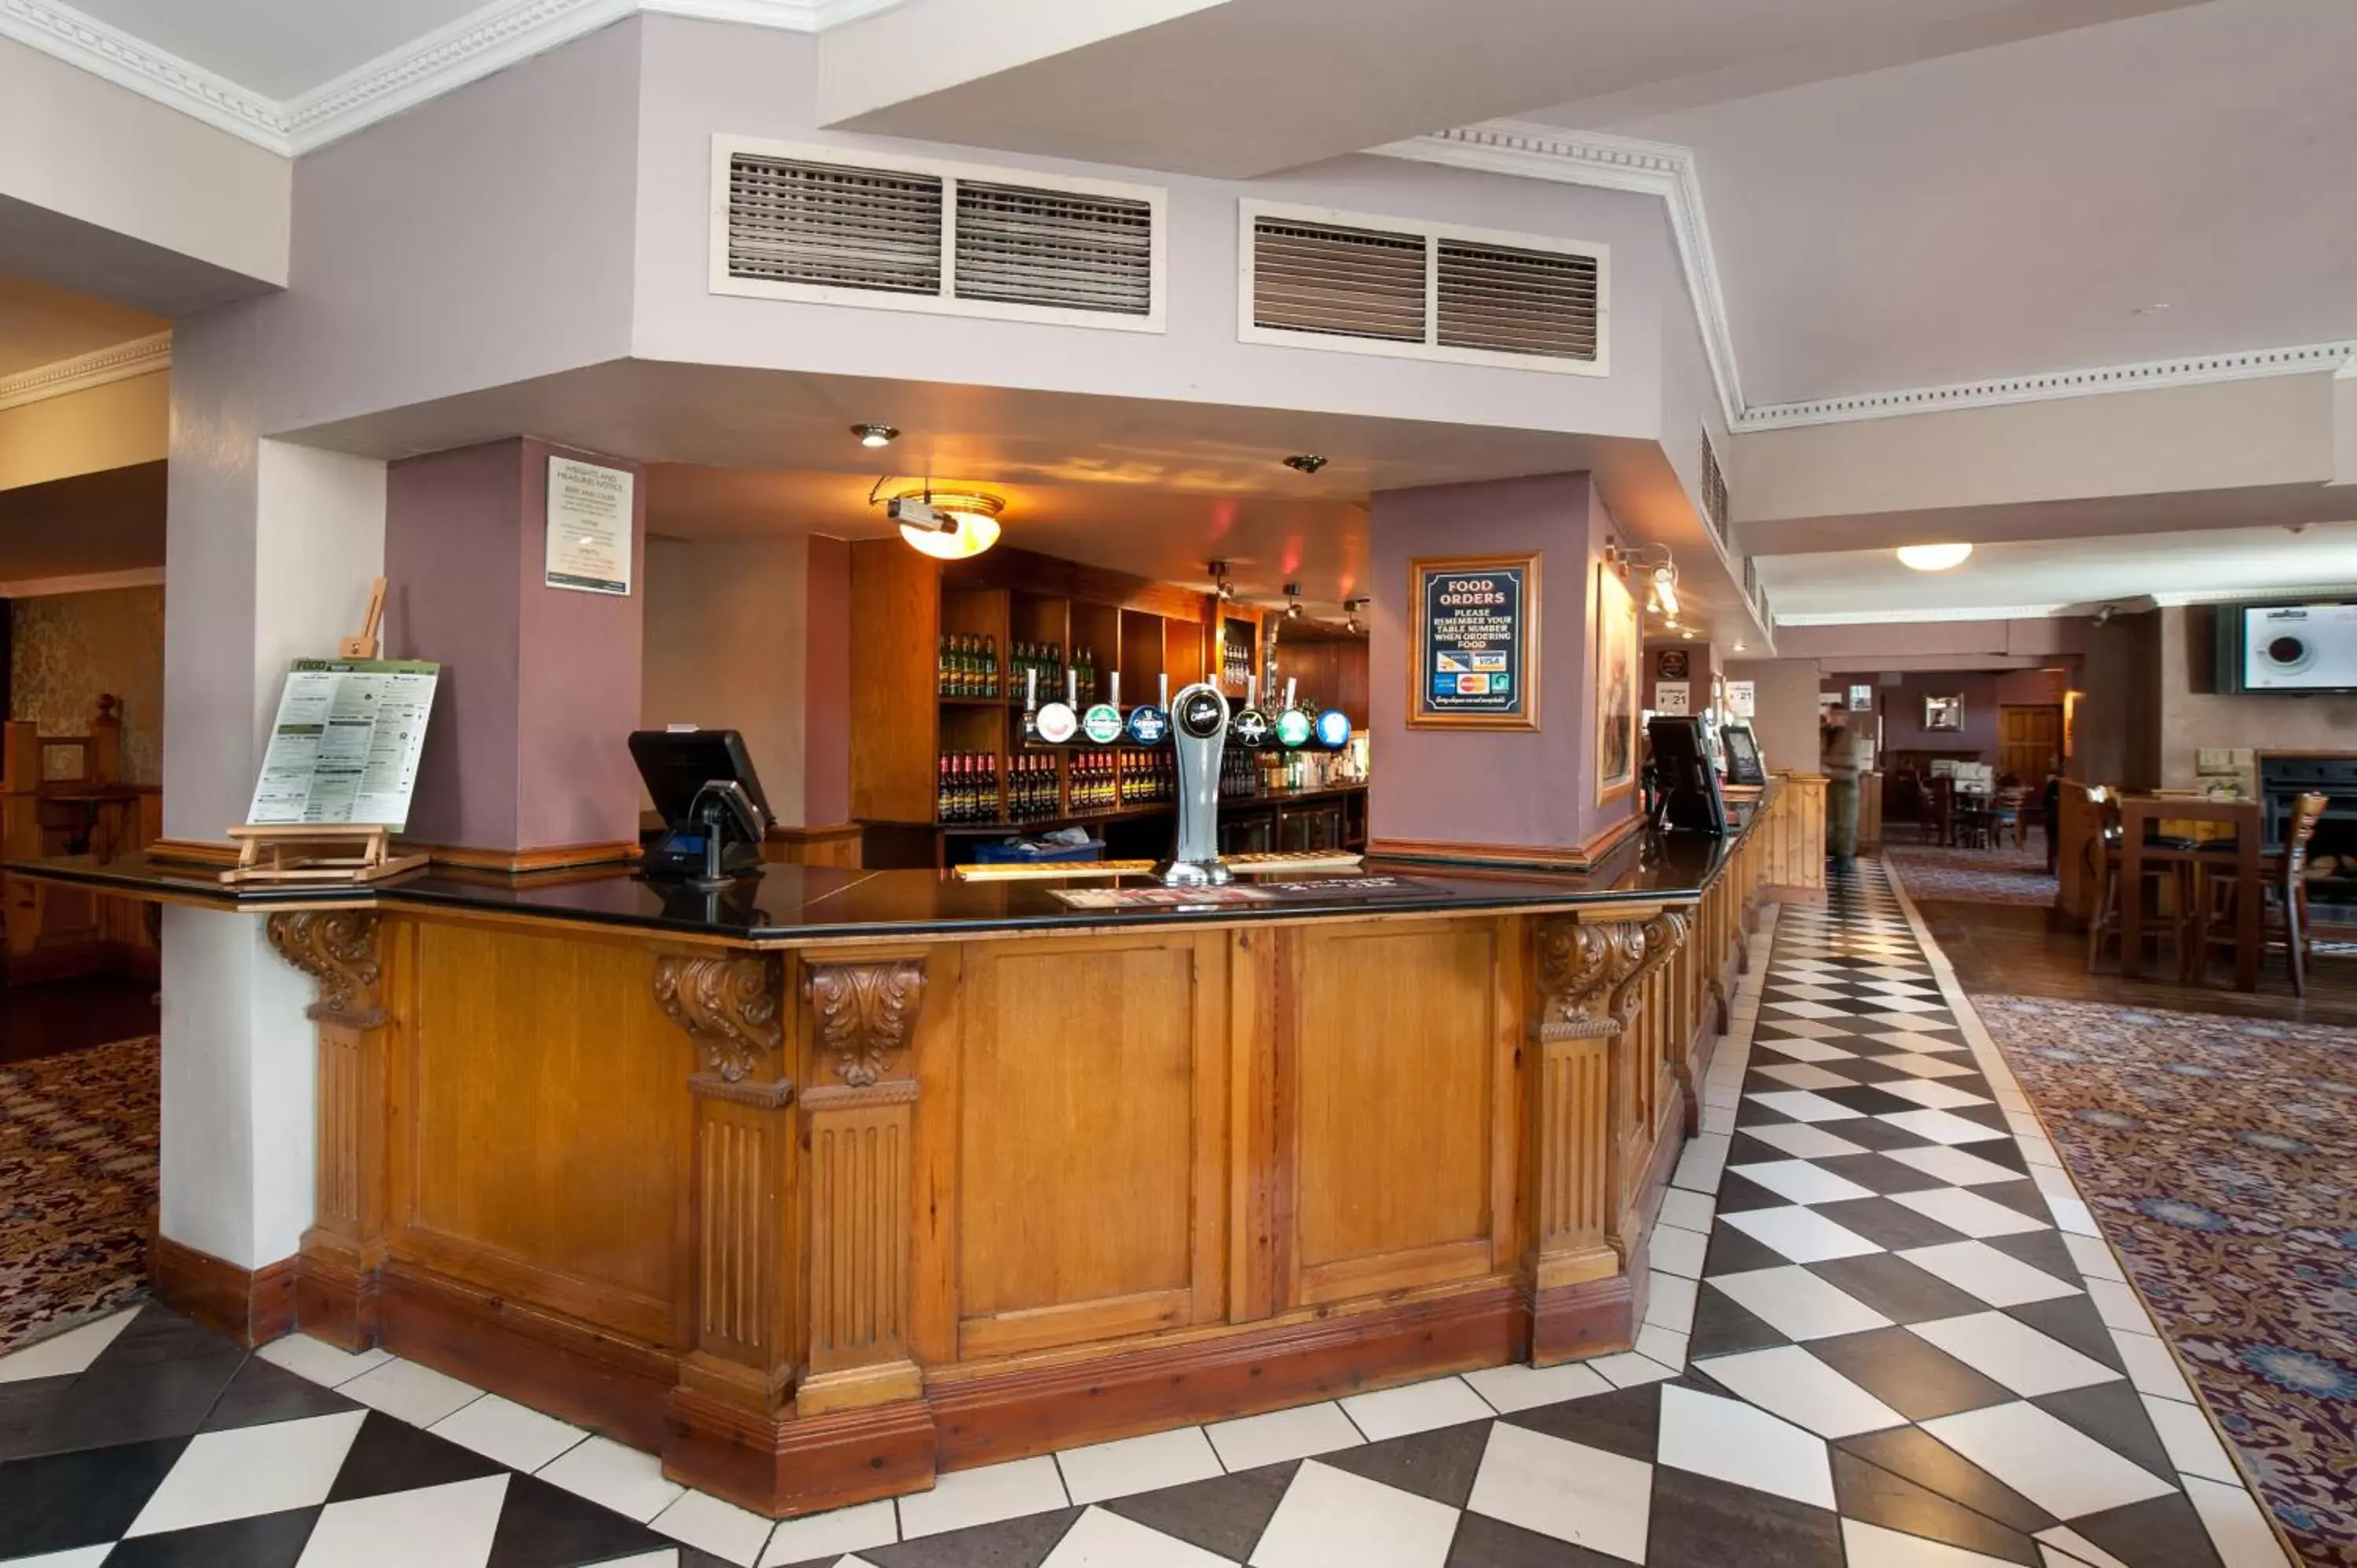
[{"xmin": 984, "ymin": 635, "xmax": 999, "ymax": 699}]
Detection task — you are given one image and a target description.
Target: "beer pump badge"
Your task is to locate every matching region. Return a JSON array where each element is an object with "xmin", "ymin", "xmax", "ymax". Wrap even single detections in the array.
[
  {"xmin": 1035, "ymin": 698, "xmax": 1079, "ymax": 744},
  {"xmin": 1231, "ymin": 707, "xmax": 1270, "ymax": 748},
  {"xmin": 1126, "ymin": 705, "xmax": 1169, "ymax": 746},
  {"xmin": 1315, "ymin": 709, "xmax": 1351, "ymax": 749},
  {"xmin": 1179, "ymin": 690, "xmax": 1226, "ymax": 736},
  {"xmin": 1081, "ymin": 703, "xmax": 1124, "ymax": 746},
  {"xmin": 1274, "ymin": 709, "xmax": 1314, "ymax": 749}
]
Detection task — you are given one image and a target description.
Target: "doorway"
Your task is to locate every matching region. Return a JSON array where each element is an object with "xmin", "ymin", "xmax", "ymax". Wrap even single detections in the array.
[{"xmin": 1998, "ymin": 703, "xmax": 2064, "ymax": 782}]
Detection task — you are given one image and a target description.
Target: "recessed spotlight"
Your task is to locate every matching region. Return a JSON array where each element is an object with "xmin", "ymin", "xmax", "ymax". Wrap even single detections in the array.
[
  {"xmin": 2132, "ymin": 302, "xmax": 2172, "ymax": 316},
  {"xmin": 1283, "ymin": 454, "xmax": 1328, "ymax": 474},
  {"xmin": 852, "ymin": 423, "xmax": 899, "ymax": 448},
  {"xmin": 1732, "ymin": 641, "xmax": 1747, "ymax": 653},
  {"xmin": 1897, "ymin": 542, "xmax": 1973, "ymax": 572}
]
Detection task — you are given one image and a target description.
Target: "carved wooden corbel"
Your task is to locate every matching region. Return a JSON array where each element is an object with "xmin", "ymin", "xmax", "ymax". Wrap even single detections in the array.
[
  {"xmin": 804, "ymin": 958, "xmax": 928, "ymax": 1088},
  {"xmin": 1533, "ymin": 910, "xmax": 1691, "ymax": 1040},
  {"xmin": 654, "ymin": 954, "xmax": 786, "ymax": 1085},
  {"xmin": 266, "ymin": 911, "xmax": 387, "ymax": 1029}
]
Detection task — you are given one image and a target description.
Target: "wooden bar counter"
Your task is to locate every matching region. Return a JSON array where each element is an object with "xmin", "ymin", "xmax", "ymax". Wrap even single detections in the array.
[{"xmin": 15, "ymin": 788, "xmax": 1792, "ymax": 1517}]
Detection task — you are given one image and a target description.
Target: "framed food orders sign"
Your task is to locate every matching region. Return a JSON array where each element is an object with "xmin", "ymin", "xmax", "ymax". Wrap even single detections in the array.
[{"xmin": 1408, "ymin": 553, "xmax": 1541, "ymax": 730}]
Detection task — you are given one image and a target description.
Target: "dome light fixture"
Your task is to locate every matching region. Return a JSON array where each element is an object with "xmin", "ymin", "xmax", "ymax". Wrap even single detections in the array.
[
  {"xmin": 1897, "ymin": 541, "xmax": 1974, "ymax": 572},
  {"xmin": 851, "ymin": 423, "xmax": 900, "ymax": 449},
  {"xmin": 1283, "ymin": 453, "xmax": 1329, "ymax": 474},
  {"xmin": 892, "ymin": 487, "xmax": 1003, "ymax": 561}
]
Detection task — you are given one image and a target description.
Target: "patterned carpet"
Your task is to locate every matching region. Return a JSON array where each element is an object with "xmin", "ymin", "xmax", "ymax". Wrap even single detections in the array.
[
  {"xmin": 1974, "ymin": 996, "xmax": 2357, "ymax": 1566},
  {"xmin": 0, "ymin": 1035, "xmax": 158, "ymax": 1356},
  {"xmin": 1886, "ymin": 838, "xmax": 2061, "ymax": 907}
]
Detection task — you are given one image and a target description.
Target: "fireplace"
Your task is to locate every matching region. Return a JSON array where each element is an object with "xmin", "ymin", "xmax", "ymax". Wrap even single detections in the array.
[{"xmin": 2258, "ymin": 753, "xmax": 2357, "ymax": 926}]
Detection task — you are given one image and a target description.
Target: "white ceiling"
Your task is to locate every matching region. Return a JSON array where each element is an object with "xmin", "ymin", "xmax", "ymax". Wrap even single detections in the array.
[
  {"xmin": 826, "ymin": 0, "xmax": 2183, "ymax": 179},
  {"xmin": 1759, "ymin": 519, "xmax": 2357, "ymax": 619},
  {"xmin": 65, "ymin": 0, "xmax": 492, "ymax": 100},
  {"xmin": 0, "ymin": 271, "xmax": 163, "ymax": 379},
  {"xmin": 1571, "ymin": 0, "xmax": 2357, "ymax": 406}
]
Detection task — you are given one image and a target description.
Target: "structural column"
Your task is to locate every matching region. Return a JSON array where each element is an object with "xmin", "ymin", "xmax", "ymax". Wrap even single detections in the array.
[
  {"xmin": 384, "ymin": 437, "xmax": 646, "ymax": 868},
  {"xmin": 1524, "ymin": 907, "xmax": 1686, "ymax": 1363}
]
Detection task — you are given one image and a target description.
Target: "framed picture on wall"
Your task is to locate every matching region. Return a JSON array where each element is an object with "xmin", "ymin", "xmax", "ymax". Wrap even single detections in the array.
[
  {"xmin": 1924, "ymin": 693, "xmax": 1965, "ymax": 731},
  {"xmin": 1657, "ymin": 648, "xmax": 1691, "ymax": 681},
  {"xmin": 1408, "ymin": 553, "xmax": 1541, "ymax": 730},
  {"xmin": 1848, "ymin": 683, "xmax": 1873, "ymax": 711},
  {"xmin": 1595, "ymin": 562, "xmax": 1641, "ymax": 803}
]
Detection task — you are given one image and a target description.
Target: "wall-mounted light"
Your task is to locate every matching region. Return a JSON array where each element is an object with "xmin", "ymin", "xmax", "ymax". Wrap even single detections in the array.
[
  {"xmin": 1653, "ymin": 566, "xmax": 1681, "ymax": 620},
  {"xmin": 889, "ymin": 488, "xmax": 1003, "ymax": 560},
  {"xmin": 1209, "ymin": 559, "xmax": 1234, "ymax": 601},
  {"xmin": 1284, "ymin": 582, "xmax": 1304, "ymax": 619},
  {"xmin": 851, "ymin": 423, "xmax": 899, "ymax": 449},
  {"xmin": 1343, "ymin": 596, "xmax": 1369, "ymax": 635}
]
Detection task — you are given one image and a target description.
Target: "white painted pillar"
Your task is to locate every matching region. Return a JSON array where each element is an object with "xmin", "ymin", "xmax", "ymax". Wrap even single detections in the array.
[{"xmin": 162, "ymin": 313, "xmax": 387, "ymax": 1268}]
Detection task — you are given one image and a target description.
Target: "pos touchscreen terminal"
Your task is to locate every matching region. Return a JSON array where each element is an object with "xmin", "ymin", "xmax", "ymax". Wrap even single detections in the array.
[{"xmin": 629, "ymin": 729, "xmax": 774, "ymax": 886}]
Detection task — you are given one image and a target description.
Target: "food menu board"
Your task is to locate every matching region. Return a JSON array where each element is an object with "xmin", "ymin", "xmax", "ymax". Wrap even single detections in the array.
[
  {"xmin": 247, "ymin": 659, "xmax": 440, "ymax": 830},
  {"xmin": 1409, "ymin": 554, "xmax": 1540, "ymax": 730}
]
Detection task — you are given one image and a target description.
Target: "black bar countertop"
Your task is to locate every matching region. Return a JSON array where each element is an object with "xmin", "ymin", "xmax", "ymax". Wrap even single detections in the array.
[{"xmin": 9, "ymin": 800, "xmax": 1763, "ymax": 947}]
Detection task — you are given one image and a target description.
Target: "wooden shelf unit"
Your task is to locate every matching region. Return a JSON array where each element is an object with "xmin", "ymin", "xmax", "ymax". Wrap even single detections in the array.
[{"xmin": 849, "ymin": 543, "xmax": 1215, "ymax": 852}]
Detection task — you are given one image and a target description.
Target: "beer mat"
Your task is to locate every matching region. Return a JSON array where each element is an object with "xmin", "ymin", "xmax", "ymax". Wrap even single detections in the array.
[
  {"xmin": 955, "ymin": 851, "xmax": 1362, "ymax": 882},
  {"xmin": 1048, "ymin": 874, "xmax": 1434, "ymax": 910}
]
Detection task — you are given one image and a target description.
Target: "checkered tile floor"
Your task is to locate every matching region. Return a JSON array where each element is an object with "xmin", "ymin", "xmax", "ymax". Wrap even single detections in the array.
[{"xmin": 0, "ymin": 864, "xmax": 2297, "ymax": 1566}]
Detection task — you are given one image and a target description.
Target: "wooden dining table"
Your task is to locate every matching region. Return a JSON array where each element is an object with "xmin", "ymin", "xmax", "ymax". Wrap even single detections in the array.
[{"xmin": 2116, "ymin": 795, "xmax": 2265, "ymax": 991}]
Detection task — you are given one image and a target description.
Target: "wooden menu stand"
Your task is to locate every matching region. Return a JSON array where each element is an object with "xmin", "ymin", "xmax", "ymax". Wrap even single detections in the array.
[{"xmin": 221, "ymin": 824, "xmax": 426, "ymax": 886}]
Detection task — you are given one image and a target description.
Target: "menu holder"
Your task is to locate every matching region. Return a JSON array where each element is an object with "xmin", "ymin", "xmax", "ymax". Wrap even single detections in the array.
[{"xmin": 219, "ymin": 823, "xmax": 427, "ymax": 885}]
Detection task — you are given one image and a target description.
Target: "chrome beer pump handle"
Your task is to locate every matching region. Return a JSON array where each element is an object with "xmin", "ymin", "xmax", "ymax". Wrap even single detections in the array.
[{"xmin": 1156, "ymin": 680, "xmax": 1232, "ymax": 888}]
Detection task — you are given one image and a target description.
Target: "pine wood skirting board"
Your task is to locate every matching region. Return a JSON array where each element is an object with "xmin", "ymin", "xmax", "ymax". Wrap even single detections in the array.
[{"xmin": 150, "ymin": 1236, "xmax": 298, "ymax": 1350}]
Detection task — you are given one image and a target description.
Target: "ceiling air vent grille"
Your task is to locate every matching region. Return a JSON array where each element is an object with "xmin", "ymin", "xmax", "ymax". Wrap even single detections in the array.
[
  {"xmin": 726, "ymin": 152, "xmax": 944, "ymax": 295},
  {"xmin": 1702, "ymin": 431, "xmax": 1732, "ymax": 544},
  {"xmin": 955, "ymin": 181, "xmax": 1155, "ymax": 317},
  {"xmin": 1435, "ymin": 240, "xmax": 1598, "ymax": 361},
  {"xmin": 1250, "ymin": 218, "xmax": 1427, "ymax": 343},
  {"xmin": 713, "ymin": 137, "xmax": 1164, "ymax": 332},
  {"xmin": 1241, "ymin": 202, "xmax": 1607, "ymax": 376}
]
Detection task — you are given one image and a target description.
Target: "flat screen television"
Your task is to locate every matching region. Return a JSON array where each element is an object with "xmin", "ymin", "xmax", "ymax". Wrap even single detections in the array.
[{"xmin": 2215, "ymin": 601, "xmax": 2357, "ymax": 694}]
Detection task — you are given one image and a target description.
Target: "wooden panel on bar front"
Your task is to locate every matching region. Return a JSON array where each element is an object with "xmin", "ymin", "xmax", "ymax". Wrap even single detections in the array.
[
  {"xmin": 1291, "ymin": 920, "xmax": 1504, "ymax": 1305},
  {"xmin": 1761, "ymin": 773, "xmax": 1828, "ymax": 893},
  {"xmin": 955, "ymin": 932, "xmax": 1226, "ymax": 1357},
  {"xmin": 395, "ymin": 922, "xmax": 691, "ymax": 1346}
]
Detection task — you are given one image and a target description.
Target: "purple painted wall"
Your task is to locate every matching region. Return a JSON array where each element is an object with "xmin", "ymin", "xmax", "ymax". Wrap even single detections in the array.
[
  {"xmin": 1824, "ymin": 667, "xmax": 2067, "ymax": 765},
  {"xmin": 386, "ymin": 437, "xmax": 645, "ymax": 852},
  {"xmin": 1369, "ymin": 472, "xmax": 1630, "ymax": 858}
]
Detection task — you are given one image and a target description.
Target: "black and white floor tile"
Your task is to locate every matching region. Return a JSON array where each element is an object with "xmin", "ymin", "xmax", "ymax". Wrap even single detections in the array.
[{"xmin": 0, "ymin": 863, "xmax": 2299, "ymax": 1567}]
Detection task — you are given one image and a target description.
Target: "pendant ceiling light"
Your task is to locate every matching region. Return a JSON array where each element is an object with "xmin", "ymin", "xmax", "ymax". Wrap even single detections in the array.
[
  {"xmin": 893, "ymin": 489, "xmax": 1004, "ymax": 560},
  {"xmin": 1897, "ymin": 542, "xmax": 1973, "ymax": 571}
]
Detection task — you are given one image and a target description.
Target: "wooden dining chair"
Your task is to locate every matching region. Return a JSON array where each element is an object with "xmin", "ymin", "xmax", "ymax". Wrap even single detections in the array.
[
  {"xmin": 2085, "ymin": 792, "xmax": 2198, "ymax": 978},
  {"xmin": 2196, "ymin": 792, "xmax": 2328, "ymax": 997}
]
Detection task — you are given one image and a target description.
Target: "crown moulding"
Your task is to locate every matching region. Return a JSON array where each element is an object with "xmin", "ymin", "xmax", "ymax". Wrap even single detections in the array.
[
  {"xmin": 0, "ymin": 0, "xmax": 901, "ymax": 156},
  {"xmin": 0, "ymin": 330, "xmax": 172, "ymax": 412}
]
